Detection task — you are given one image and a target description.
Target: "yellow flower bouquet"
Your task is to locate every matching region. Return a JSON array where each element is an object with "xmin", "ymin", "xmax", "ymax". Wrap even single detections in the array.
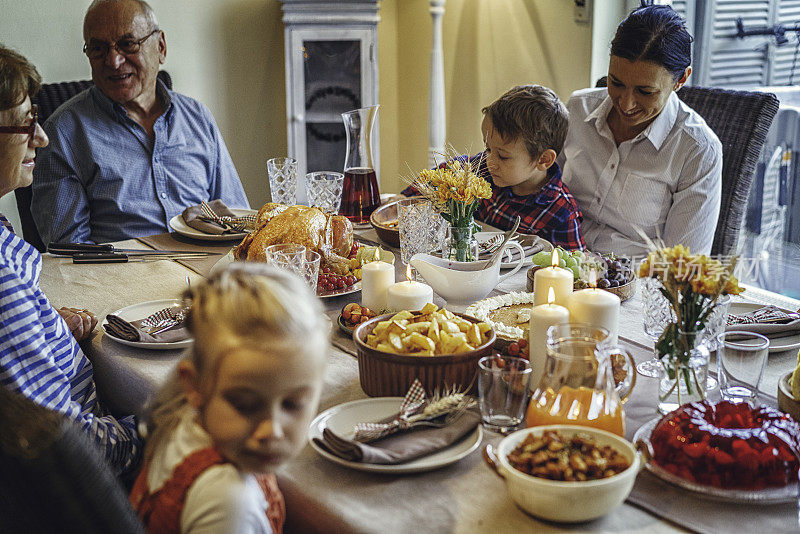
[
  {"xmin": 411, "ymin": 155, "xmax": 492, "ymax": 261},
  {"xmin": 638, "ymin": 245, "xmax": 744, "ymax": 407}
]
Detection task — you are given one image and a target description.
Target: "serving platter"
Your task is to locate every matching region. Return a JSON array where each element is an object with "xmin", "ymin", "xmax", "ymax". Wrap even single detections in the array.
[
  {"xmin": 308, "ymin": 397, "xmax": 483, "ymax": 473},
  {"xmin": 169, "ymin": 208, "xmax": 257, "ymax": 241},
  {"xmin": 633, "ymin": 418, "xmax": 797, "ymax": 504},
  {"xmin": 102, "ymin": 299, "xmax": 193, "ymax": 350},
  {"xmin": 728, "ymin": 302, "xmax": 800, "ymax": 353}
]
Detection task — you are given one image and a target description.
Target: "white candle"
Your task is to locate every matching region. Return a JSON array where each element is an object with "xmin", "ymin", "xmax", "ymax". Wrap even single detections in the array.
[
  {"xmin": 567, "ymin": 288, "xmax": 621, "ymax": 343},
  {"xmin": 387, "ymin": 264, "xmax": 434, "ymax": 312},
  {"xmin": 529, "ymin": 288, "xmax": 570, "ymax": 390},
  {"xmin": 533, "ymin": 250, "xmax": 573, "ymax": 306},
  {"xmin": 361, "ymin": 249, "xmax": 394, "ymax": 312}
]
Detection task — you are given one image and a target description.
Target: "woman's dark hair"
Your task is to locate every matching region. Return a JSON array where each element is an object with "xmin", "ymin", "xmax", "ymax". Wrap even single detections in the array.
[{"xmin": 610, "ymin": 5, "xmax": 692, "ymax": 80}]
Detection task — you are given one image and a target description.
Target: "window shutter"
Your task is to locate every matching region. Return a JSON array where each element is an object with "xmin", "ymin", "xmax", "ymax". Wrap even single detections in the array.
[{"xmin": 769, "ymin": 1, "xmax": 800, "ymax": 85}]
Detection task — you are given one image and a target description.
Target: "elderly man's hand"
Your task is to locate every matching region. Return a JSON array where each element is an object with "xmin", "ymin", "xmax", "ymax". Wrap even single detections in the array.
[{"xmin": 57, "ymin": 307, "xmax": 98, "ymax": 342}]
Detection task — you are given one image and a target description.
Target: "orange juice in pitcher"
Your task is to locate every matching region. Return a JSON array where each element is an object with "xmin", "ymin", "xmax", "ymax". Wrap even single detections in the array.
[{"xmin": 526, "ymin": 324, "xmax": 636, "ymax": 437}]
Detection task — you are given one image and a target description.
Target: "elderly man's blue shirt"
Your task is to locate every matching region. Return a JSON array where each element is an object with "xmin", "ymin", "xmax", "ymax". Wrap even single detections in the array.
[{"xmin": 32, "ymin": 81, "xmax": 250, "ymax": 244}]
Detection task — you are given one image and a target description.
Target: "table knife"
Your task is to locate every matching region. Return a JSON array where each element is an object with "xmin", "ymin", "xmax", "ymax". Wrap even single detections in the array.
[
  {"xmin": 50, "ymin": 242, "xmax": 217, "ymax": 256},
  {"xmin": 72, "ymin": 252, "xmax": 211, "ymax": 264}
]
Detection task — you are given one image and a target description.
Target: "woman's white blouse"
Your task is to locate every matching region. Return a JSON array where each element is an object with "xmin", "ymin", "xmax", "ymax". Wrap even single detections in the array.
[{"xmin": 559, "ymin": 88, "xmax": 722, "ymax": 257}]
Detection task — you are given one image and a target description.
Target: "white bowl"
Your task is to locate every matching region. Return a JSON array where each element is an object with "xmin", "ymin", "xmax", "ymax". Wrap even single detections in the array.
[{"xmin": 494, "ymin": 425, "xmax": 640, "ymax": 522}]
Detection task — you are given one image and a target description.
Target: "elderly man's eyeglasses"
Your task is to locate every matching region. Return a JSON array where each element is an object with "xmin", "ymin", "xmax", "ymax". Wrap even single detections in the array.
[
  {"xmin": 83, "ymin": 29, "xmax": 160, "ymax": 59},
  {"xmin": 0, "ymin": 105, "xmax": 38, "ymax": 140}
]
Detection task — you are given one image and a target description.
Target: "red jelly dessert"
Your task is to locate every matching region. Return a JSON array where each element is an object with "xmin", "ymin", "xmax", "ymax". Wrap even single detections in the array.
[{"xmin": 650, "ymin": 400, "xmax": 800, "ymax": 490}]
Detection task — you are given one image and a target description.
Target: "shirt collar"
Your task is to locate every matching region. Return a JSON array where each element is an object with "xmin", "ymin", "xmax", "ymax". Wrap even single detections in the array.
[
  {"xmin": 588, "ymin": 91, "xmax": 679, "ymax": 150},
  {"xmin": 90, "ymin": 77, "xmax": 172, "ymax": 121}
]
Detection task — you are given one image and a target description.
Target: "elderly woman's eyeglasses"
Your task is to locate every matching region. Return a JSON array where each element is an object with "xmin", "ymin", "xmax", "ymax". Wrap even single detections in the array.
[
  {"xmin": 83, "ymin": 29, "xmax": 160, "ymax": 60},
  {"xmin": 0, "ymin": 105, "xmax": 38, "ymax": 140}
]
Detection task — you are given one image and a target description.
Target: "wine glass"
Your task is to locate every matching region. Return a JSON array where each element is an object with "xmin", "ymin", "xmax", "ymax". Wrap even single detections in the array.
[
  {"xmin": 640, "ymin": 278, "xmax": 726, "ymax": 389},
  {"xmin": 639, "ymin": 278, "xmax": 674, "ymax": 377}
]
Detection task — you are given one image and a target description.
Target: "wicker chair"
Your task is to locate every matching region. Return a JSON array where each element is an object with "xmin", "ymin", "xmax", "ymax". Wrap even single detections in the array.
[
  {"xmin": 19, "ymin": 70, "xmax": 172, "ymax": 251},
  {"xmin": 594, "ymin": 77, "xmax": 780, "ymax": 256}
]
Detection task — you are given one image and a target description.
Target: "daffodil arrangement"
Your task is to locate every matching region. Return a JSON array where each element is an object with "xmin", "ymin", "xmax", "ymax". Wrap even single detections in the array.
[
  {"xmin": 638, "ymin": 244, "xmax": 744, "ymax": 401},
  {"xmin": 411, "ymin": 155, "xmax": 492, "ymax": 261}
]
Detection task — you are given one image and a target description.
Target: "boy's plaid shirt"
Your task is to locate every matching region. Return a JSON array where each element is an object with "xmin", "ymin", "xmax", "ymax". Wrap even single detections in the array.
[{"xmin": 403, "ymin": 153, "xmax": 585, "ymax": 250}]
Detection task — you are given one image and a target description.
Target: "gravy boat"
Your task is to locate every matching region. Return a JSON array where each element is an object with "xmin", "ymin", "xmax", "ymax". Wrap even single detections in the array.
[{"xmin": 410, "ymin": 241, "xmax": 525, "ymax": 304}]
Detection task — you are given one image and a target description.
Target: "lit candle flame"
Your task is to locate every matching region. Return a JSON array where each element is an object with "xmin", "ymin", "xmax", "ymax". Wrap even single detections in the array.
[
  {"xmin": 373, "ymin": 247, "xmax": 381, "ymax": 262},
  {"xmin": 547, "ymin": 287, "xmax": 555, "ymax": 305},
  {"xmin": 405, "ymin": 263, "xmax": 412, "ymax": 282},
  {"xmin": 551, "ymin": 249, "xmax": 559, "ymax": 268},
  {"xmin": 588, "ymin": 268, "xmax": 597, "ymax": 288}
]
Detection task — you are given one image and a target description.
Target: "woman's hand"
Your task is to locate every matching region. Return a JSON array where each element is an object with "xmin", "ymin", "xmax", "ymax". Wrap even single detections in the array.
[{"xmin": 57, "ymin": 307, "xmax": 98, "ymax": 342}]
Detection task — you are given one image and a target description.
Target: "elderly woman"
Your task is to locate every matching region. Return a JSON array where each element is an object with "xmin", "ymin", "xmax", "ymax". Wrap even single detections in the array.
[
  {"xmin": 0, "ymin": 45, "xmax": 140, "ymax": 474},
  {"xmin": 559, "ymin": 5, "xmax": 722, "ymax": 256}
]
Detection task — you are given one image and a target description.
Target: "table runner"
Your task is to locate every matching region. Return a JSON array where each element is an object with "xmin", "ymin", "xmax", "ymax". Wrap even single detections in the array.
[{"xmin": 136, "ymin": 233, "xmax": 232, "ymax": 277}]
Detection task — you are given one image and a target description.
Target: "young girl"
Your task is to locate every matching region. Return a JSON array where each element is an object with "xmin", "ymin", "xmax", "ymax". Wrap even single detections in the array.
[{"xmin": 130, "ymin": 263, "xmax": 329, "ymax": 533}]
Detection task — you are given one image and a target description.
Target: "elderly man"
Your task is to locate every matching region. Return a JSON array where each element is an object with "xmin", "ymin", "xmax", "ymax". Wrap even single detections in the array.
[{"xmin": 32, "ymin": 0, "xmax": 249, "ymax": 244}]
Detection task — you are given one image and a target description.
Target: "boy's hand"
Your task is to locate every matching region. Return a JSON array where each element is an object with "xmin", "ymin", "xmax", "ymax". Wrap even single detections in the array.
[{"xmin": 58, "ymin": 307, "xmax": 98, "ymax": 342}]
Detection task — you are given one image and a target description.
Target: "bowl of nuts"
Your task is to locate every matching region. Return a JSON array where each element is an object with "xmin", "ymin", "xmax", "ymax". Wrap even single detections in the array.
[
  {"xmin": 340, "ymin": 303, "xmax": 379, "ymax": 335},
  {"xmin": 353, "ymin": 303, "xmax": 496, "ymax": 396},
  {"xmin": 486, "ymin": 425, "xmax": 641, "ymax": 522}
]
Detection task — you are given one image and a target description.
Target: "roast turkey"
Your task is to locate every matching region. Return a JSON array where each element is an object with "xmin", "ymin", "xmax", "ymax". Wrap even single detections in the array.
[{"xmin": 233, "ymin": 203, "xmax": 354, "ymax": 273}]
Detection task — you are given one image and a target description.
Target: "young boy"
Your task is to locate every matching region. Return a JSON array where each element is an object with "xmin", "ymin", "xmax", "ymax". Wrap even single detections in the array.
[{"xmin": 405, "ymin": 85, "xmax": 585, "ymax": 250}]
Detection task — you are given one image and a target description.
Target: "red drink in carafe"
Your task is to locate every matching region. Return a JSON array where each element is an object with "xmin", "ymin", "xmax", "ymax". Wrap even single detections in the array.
[{"xmin": 340, "ymin": 167, "xmax": 380, "ymax": 223}]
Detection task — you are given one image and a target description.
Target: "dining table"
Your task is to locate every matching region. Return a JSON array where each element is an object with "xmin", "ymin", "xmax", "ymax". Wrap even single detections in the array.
[{"xmin": 38, "ymin": 223, "xmax": 800, "ymax": 534}]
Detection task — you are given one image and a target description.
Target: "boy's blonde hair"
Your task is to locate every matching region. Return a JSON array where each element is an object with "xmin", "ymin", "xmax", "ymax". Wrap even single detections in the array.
[
  {"xmin": 481, "ymin": 85, "xmax": 569, "ymax": 160},
  {"xmin": 143, "ymin": 263, "xmax": 328, "ymax": 462}
]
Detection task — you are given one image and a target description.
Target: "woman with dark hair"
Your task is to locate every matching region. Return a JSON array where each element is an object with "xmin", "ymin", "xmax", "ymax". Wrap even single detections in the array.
[
  {"xmin": 0, "ymin": 44, "xmax": 140, "ymax": 474},
  {"xmin": 559, "ymin": 4, "xmax": 722, "ymax": 256}
]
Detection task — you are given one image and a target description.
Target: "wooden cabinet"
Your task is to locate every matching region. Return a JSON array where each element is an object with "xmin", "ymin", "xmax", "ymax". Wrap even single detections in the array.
[{"xmin": 280, "ymin": 1, "xmax": 380, "ymax": 202}]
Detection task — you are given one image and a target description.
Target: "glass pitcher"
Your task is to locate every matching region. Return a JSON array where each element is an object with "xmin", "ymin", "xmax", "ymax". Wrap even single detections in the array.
[
  {"xmin": 340, "ymin": 105, "xmax": 380, "ymax": 223},
  {"xmin": 526, "ymin": 324, "xmax": 637, "ymax": 437}
]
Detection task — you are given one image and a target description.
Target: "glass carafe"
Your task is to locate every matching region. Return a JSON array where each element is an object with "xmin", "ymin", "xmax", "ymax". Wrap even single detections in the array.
[
  {"xmin": 526, "ymin": 324, "xmax": 637, "ymax": 437},
  {"xmin": 340, "ymin": 105, "xmax": 380, "ymax": 223}
]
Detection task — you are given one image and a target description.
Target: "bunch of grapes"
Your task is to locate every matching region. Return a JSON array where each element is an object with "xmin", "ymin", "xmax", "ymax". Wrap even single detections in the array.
[
  {"xmin": 318, "ymin": 267, "xmax": 358, "ymax": 293},
  {"xmin": 531, "ymin": 248, "xmax": 585, "ymax": 280},
  {"xmin": 596, "ymin": 255, "xmax": 634, "ymax": 288}
]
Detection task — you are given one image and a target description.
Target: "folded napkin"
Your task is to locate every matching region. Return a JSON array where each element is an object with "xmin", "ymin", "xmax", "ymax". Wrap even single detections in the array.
[
  {"xmin": 182, "ymin": 200, "xmax": 249, "ymax": 235},
  {"xmin": 726, "ymin": 305, "xmax": 800, "ymax": 338},
  {"xmin": 103, "ymin": 313, "xmax": 190, "ymax": 343},
  {"xmin": 314, "ymin": 408, "xmax": 481, "ymax": 464}
]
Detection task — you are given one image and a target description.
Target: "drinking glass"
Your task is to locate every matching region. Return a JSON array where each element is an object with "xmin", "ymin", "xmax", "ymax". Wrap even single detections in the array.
[
  {"xmin": 305, "ymin": 171, "xmax": 344, "ymax": 214},
  {"xmin": 267, "ymin": 157, "xmax": 298, "ymax": 205},
  {"xmin": 398, "ymin": 198, "xmax": 442, "ymax": 275},
  {"xmin": 300, "ymin": 250, "xmax": 322, "ymax": 294},
  {"xmin": 717, "ymin": 331, "xmax": 770, "ymax": 401},
  {"xmin": 265, "ymin": 243, "xmax": 307, "ymax": 278},
  {"xmin": 478, "ymin": 355, "xmax": 532, "ymax": 434},
  {"xmin": 639, "ymin": 278, "xmax": 674, "ymax": 378},
  {"xmin": 640, "ymin": 278, "xmax": 723, "ymax": 390}
]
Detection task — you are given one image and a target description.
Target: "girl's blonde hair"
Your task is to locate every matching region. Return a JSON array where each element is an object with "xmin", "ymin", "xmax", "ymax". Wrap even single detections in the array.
[{"xmin": 143, "ymin": 262, "xmax": 328, "ymax": 462}]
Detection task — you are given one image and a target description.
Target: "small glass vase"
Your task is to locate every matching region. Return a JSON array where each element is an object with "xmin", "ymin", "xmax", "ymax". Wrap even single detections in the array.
[
  {"xmin": 445, "ymin": 223, "xmax": 479, "ymax": 262},
  {"xmin": 657, "ymin": 328, "xmax": 709, "ymax": 415}
]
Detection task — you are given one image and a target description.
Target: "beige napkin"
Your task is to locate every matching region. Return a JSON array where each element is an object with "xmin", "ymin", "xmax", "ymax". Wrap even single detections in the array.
[
  {"xmin": 103, "ymin": 314, "xmax": 190, "ymax": 343},
  {"xmin": 726, "ymin": 305, "xmax": 800, "ymax": 338},
  {"xmin": 181, "ymin": 199, "xmax": 237, "ymax": 235},
  {"xmin": 313, "ymin": 408, "xmax": 480, "ymax": 464}
]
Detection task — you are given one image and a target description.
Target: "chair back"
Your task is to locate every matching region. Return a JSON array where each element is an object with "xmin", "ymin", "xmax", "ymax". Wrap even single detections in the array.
[
  {"xmin": 593, "ymin": 77, "xmax": 780, "ymax": 256},
  {"xmin": 20, "ymin": 70, "xmax": 173, "ymax": 250}
]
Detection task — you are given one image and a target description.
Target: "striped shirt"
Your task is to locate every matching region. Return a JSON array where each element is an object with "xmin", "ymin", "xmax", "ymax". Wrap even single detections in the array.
[
  {"xmin": 31, "ymin": 80, "xmax": 250, "ymax": 244},
  {"xmin": 0, "ymin": 223, "xmax": 140, "ymax": 473},
  {"xmin": 559, "ymin": 88, "xmax": 722, "ymax": 257}
]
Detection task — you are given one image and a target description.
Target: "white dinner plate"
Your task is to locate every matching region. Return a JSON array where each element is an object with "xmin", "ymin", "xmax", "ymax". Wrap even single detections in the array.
[
  {"xmin": 308, "ymin": 397, "xmax": 483, "ymax": 474},
  {"xmin": 728, "ymin": 302, "xmax": 800, "ymax": 353},
  {"xmin": 209, "ymin": 250, "xmax": 362, "ymax": 299},
  {"xmin": 633, "ymin": 418, "xmax": 797, "ymax": 504},
  {"xmin": 474, "ymin": 232, "xmax": 553, "ymax": 269},
  {"xmin": 169, "ymin": 208, "xmax": 257, "ymax": 241},
  {"xmin": 102, "ymin": 299, "xmax": 193, "ymax": 350}
]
